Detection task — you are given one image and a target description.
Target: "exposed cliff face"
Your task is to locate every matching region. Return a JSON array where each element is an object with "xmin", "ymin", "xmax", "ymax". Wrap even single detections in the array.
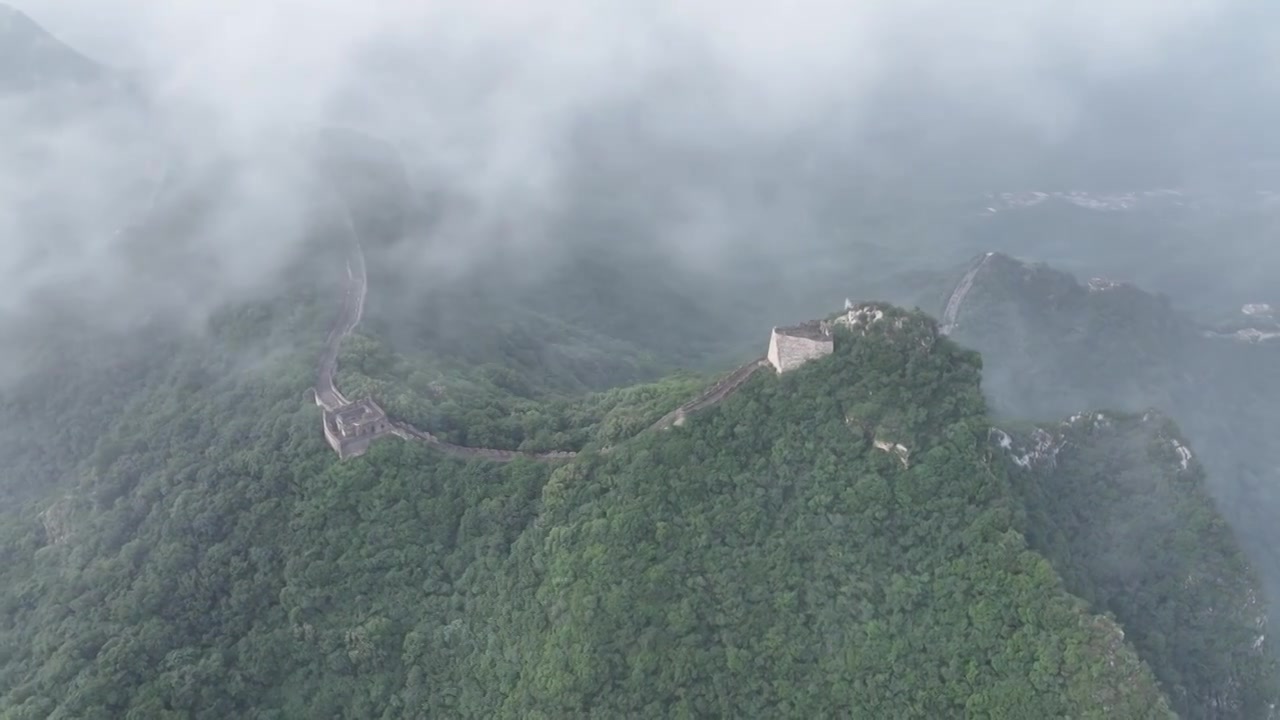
[{"xmin": 994, "ymin": 411, "xmax": 1280, "ymax": 719}]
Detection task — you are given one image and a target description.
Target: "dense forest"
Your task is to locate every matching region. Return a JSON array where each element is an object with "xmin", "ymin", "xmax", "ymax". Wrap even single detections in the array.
[
  {"xmin": 0, "ymin": 135, "xmax": 1275, "ymax": 716},
  {"xmin": 3, "ymin": 8, "xmax": 1279, "ymax": 714},
  {"xmin": 998, "ymin": 413, "xmax": 1276, "ymax": 718},
  {"xmin": 2, "ymin": 293, "xmax": 1275, "ymax": 717}
]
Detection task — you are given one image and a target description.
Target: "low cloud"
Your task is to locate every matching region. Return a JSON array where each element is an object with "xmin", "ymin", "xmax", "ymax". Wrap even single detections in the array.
[{"xmin": 1, "ymin": 0, "xmax": 1272, "ymax": 346}]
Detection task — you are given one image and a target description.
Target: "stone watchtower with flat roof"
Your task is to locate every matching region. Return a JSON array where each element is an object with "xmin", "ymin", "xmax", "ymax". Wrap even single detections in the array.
[
  {"xmin": 767, "ymin": 320, "xmax": 835, "ymax": 374},
  {"xmin": 322, "ymin": 397, "xmax": 396, "ymax": 459}
]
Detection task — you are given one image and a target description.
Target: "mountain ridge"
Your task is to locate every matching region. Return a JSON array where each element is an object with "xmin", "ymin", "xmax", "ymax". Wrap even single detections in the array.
[
  {"xmin": 0, "ymin": 11, "xmax": 1275, "ymax": 717},
  {"xmin": 0, "ymin": 2, "xmax": 106, "ymax": 93},
  {"xmin": 4, "ymin": 298, "xmax": 1251, "ymax": 717},
  {"xmin": 943, "ymin": 249, "xmax": 1280, "ymax": 634},
  {"xmin": 994, "ymin": 409, "xmax": 1277, "ymax": 717}
]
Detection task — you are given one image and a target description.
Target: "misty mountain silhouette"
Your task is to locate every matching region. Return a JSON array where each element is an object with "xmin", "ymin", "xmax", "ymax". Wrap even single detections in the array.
[
  {"xmin": 1, "ymin": 5, "xmax": 1278, "ymax": 717},
  {"xmin": 0, "ymin": 3, "xmax": 104, "ymax": 93},
  {"xmin": 942, "ymin": 251, "xmax": 1280, "ymax": 629}
]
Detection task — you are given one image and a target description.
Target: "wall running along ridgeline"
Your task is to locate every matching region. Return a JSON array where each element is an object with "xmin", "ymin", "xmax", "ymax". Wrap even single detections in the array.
[
  {"xmin": 312, "ymin": 198, "xmax": 787, "ymax": 461},
  {"xmin": 940, "ymin": 252, "xmax": 995, "ymax": 336},
  {"xmin": 312, "ymin": 195, "xmax": 885, "ymax": 459},
  {"xmin": 312, "ymin": 197, "xmax": 584, "ymax": 461}
]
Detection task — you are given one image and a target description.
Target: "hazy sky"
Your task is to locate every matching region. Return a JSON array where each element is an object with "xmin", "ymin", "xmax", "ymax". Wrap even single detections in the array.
[
  {"xmin": 2, "ymin": 0, "xmax": 1277, "ymax": 351},
  {"xmin": 12, "ymin": 0, "xmax": 1233, "ymax": 138}
]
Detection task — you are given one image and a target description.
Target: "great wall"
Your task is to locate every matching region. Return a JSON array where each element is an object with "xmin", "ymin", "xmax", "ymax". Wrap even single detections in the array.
[
  {"xmin": 939, "ymin": 251, "xmax": 1280, "ymax": 345},
  {"xmin": 649, "ymin": 359, "xmax": 771, "ymax": 431},
  {"xmin": 313, "ymin": 195, "xmax": 588, "ymax": 461},
  {"xmin": 314, "ymin": 191, "xmax": 1053, "ymax": 463},
  {"xmin": 939, "ymin": 252, "xmax": 994, "ymax": 336},
  {"xmin": 313, "ymin": 196, "xmax": 822, "ymax": 461}
]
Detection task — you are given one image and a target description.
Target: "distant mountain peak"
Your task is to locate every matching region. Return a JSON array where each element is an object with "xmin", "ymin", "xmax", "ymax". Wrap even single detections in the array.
[
  {"xmin": 0, "ymin": 3, "xmax": 104, "ymax": 92},
  {"xmin": 1, "ymin": 4, "xmax": 50, "ymax": 39}
]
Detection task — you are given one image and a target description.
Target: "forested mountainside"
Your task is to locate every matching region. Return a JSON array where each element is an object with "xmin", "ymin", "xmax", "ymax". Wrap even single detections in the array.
[
  {"xmin": 2, "ymin": 296, "xmax": 1276, "ymax": 717},
  {"xmin": 943, "ymin": 252, "xmax": 1280, "ymax": 628},
  {"xmin": 328, "ymin": 132, "xmax": 767, "ymax": 375},
  {"xmin": 3, "ymin": 8, "xmax": 1278, "ymax": 716},
  {"xmin": 997, "ymin": 413, "xmax": 1277, "ymax": 719}
]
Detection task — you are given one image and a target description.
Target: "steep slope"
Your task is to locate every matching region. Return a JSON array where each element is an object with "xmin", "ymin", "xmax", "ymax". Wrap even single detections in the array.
[
  {"xmin": 1, "ymin": 304, "xmax": 1194, "ymax": 718},
  {"xmin": 941, "ymin": 253, "xmax": 1280, "ymax": 627},
  {"xmin": 457, "ymin": 307, "xmax": 1175, "ymax": 718},
  {"xmin": 995, "ymin": 413, "xmax": 1278, "ymax": 718},
  {"xmin": 0, "ymin": 321, "xmax": 183, "ymax": 508},
  {"xmin": 0, "ymin": 14, "xmax": 1269, "ymax": 717}
]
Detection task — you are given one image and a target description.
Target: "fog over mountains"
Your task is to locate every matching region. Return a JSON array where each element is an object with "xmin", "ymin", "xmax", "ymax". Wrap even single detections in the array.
[
  {"xmin": 1, "ymin": 3, "xmax": 1279, "ymax": 717},
  {"xmin": 3, "ymin": 0, "xmax": 1279, "ymax": 350}
]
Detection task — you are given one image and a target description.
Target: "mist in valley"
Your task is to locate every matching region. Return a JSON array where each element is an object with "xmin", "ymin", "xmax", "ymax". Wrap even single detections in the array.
[
  {"xmin": 7, "ymin": 0, "xmax": 1280, "ymax": 585},
  {"xmin": 3, "ymin": 2, "xmax": 1280, "ymax": 715},
  {"xmin": 3, "ymin": 0, "xmax": 1278, "ymax": 347}
]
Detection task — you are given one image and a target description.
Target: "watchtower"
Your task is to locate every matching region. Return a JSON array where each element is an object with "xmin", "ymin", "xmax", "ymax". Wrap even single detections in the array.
[
  {"xmin": 322, "ymin": 397, "xmax": 395, "ymax": 458},
  {"xmin": 767, "ymin": 321, "xmax": 834, "ymax": 374}
]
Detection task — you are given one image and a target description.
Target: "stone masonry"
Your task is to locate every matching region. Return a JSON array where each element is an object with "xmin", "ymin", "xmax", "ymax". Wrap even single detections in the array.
[
  {"xmin": 767, "ymin": 321, "xmax": 834, "ymax": 374},
  {"xmin": 321, "ymin": 397, "xmax": 397, "ymax": 459}
]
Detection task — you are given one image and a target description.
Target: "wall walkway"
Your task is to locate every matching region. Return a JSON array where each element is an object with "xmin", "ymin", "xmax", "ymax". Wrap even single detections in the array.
[
  {"xmin": 649, "ymin": 359, "xmax": 769, "ymax": 431},
  {"xmin": 940, "ymin": 252, "xmax": 994, "ymax": 336},
  {"xmin": 315, "ymin": 191, "xmax": 767, "ymax": 461}
]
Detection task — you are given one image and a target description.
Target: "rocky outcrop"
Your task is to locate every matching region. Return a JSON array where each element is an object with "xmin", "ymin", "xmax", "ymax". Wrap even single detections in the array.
[{"xmin": 37, "ymin": 495, "xmax": 77, "ymax": 546}]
